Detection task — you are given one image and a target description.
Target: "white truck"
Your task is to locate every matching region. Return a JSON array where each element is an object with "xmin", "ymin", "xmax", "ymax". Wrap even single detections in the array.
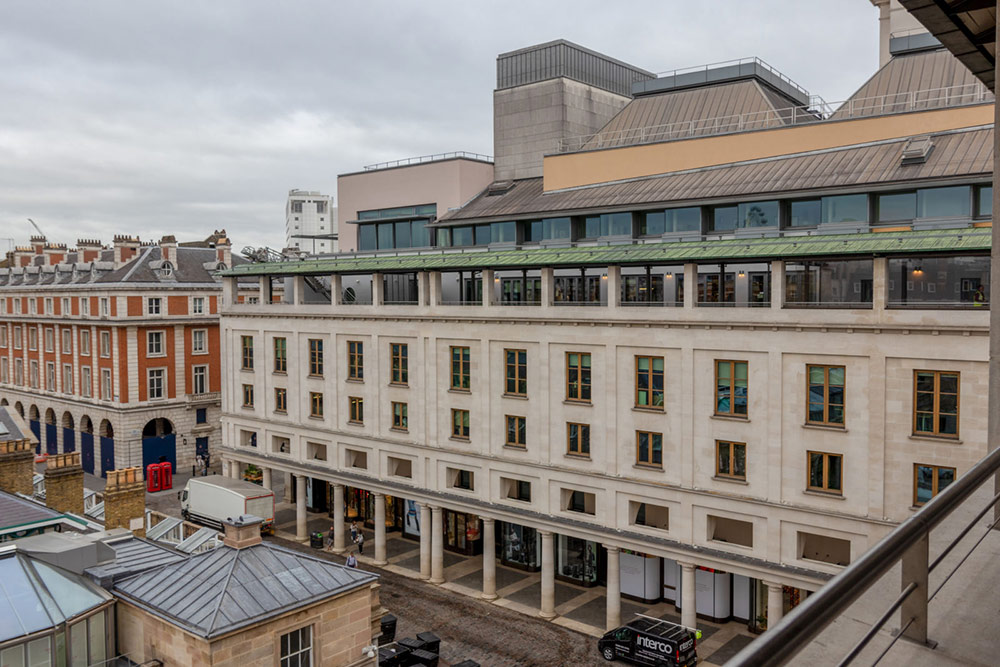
[{"xmin": 178, "ymin": 476, "xmax": 275, "ymax": 534}]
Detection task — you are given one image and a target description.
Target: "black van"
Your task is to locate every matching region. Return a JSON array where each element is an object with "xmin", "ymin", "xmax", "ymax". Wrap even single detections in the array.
[{"xmin": 598, "ymin": 616, "xmax": 698, "ymax": 666}]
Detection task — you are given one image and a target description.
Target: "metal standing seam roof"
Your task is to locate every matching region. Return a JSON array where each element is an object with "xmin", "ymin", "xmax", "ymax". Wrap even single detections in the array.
[
  {"xmin": 114, "ymin": 542, "xmax": 377, "ymax": 639},
  {"xmin": 221, "ymin": 227, "xmax": 991, "ymax": 277},
  {"xmin": 436, "ymin": 126, "xmax": 993, "ymax": 225},
  {"xmin": 0, "ymin": 490, "xmax": 65, "ymax": 533},
  {"xmin": 83, "ymin": 537, "xmax": 187, "ymax": 587}
]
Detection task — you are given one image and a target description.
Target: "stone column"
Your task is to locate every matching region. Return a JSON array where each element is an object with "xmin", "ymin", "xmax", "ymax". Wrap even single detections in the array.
[
  {"xmin": 373, "ymin": 492, "xmax": 388, "ymax": 565},
  {"xmin": 261, "ymin": 467, "xmax": 271, "ymax": 490},
  {"xmin": 284, "ymin": 471, "xmax": 293, "ymax": 503},
  {"xmin": 482, "ymin": 518, "xmax": 497, "ymax": 600},
  {"xmin": 539, "ymin": 530, "xmax": 556, "ymax": 619},
  {"xmin": 419, "ymin": 503, "xmax": 432, "ymax": 580},
  {"xmin": 605, "ymin": 545, "xmax": 621, "ymax": 631},
  {"xmin": 221, "ymin": 459, "xmax": 230, "ymax": 478},
  {"xmin": 606, "ymin": 265, "xmax": 620, "ymax": 308},
  {"xmin": 430, "ymin": 506, "xmax": 445, "ymax": 584},
  {"xmin": 873, "ymin": 257, "xmax": 888, "ymax": 312},
  {"xmin": 540, "ymin": 268, "xmax": 554, "ymax": 310},
  {"xmin": 295, "ymin": 475, "xmax": 307, "ymax": 542},
  {"xmin": 769, "ymin": 259, "xmax": 783, "ymax": 309},
  {"xmin": 372, "ymin": 272, "xmax": 384, "ymax": 306},
  {"xmin": 683, "ymin": 263, "xmax": 697, "ymax": 308},
  {"xmin": 765, "ymin": 581, "xmax": 784, "ymax": 629},
  {"xmin": 429, "ymin": 272, "xmax": 442, "ymax": 307},
  {"xmin": 680, "ymin": 561, "xmax": 697, "ymax": 630},
  {"xmin": 332, "ymin": 484, "xmax": 346, "ymax": 554},
  {"xmin": 481, "ymin": 269, "xmax": 495, "ymax": 309}
]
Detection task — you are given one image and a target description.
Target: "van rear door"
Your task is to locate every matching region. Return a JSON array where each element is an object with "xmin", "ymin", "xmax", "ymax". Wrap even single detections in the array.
[
  {"xmin": 633, "ymin": 631, "xmax": 674, "ymax": 665},
  {"xmin": 676, "ymin": 634, "xmax": 697, "ymax": 666}
]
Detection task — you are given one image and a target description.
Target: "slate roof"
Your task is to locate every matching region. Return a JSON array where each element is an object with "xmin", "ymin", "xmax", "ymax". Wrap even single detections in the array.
[
  {"xmin": 436, "ymin": 126, "xmax": 992, "ymax": 225},
  {"xmin": 0, "ymin": 406, "xmax": 31, "ymax": 441},
  {"xmin": 0, "ymin": 490, "xmax": 65, "ymax": 534},
  {"xmin": 221, "ymin": 227, "xmax": 991, "ymax": 277},
  {"xmin": 114, "ymin": 542, "xmax": 377, "ymax": 638}
]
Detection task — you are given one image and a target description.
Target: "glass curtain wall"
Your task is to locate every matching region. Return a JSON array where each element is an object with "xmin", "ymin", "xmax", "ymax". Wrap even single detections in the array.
[
  {"xmin": 340, "ymin": 274, "xmax": 373, "ymax": 305},
  {"xmin": 494, "ymin": 269, "xmax": 542, "ymax": 305},
  {"xmin": 784, "ymin": 260, "xmax": 873, "ymax": 307},
  {"xmin": 887, "ymin": 255, "xmax": 990, "ymax": 307},
  {"xmin": 382, "ymin": 273, "xmax": 419, "ymax": 304},
  {"xmin": 620, "ymin": 265, "xmax": 684, "ymax": 306},
  {"xmin": 697, "ymin": 263, "xmax": 770, "ymax": 306},
  {"xmin": 553, "ymin": 268, "xmax": 606, "ymax": 305},
  {"xmin": 440, "ymin": 271, "xmax": 483, "ymax": 305}
]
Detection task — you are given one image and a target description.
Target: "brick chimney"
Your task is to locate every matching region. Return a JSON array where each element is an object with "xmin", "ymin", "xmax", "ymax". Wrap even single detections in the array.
[
  {"xmin": 44, "ymin": 452, "xmax": 84, "ymax": 514},
  {"xmin": 30, "ymin": 235, "xmax": 46, "ymax": 255},
  {"xmin": 12, "ymin": 246, "xmax": 35, "ymax": 268},
  {"xmin": 0, "ymin": 438, "xmax": 35, "ymax": 496},
  {"xmin": 113, "ymin": 235, "xmax": 140, "ymax": 269},
  {"xmin": 215, "ymin": 234, "xmax": 232, "ymax": 269},
  {"xmin": 77, "ymin": 239, "xmax": 103, "ymax": 263},
  {"xmin": 222, "ymin": 515, "xmax": 264, "ymax": 549},
  {"xmin": 159, "ymin": 235, "xmax": 178, "ymax": 264},
  {"xmin": 42, "ymin": 243, "xmax": 67, "ymax": 267},
  {"xmin": 103, "ymin": 467, "xmax": 146, "ymax": 538}
]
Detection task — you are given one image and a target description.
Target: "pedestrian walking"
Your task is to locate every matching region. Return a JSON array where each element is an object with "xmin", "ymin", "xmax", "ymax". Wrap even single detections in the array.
[
  {"xmin": 195, "ymin": 455, "xmax": 204, "ymax": 477},
  {"xmin": 325, "ymin": 525, "xmax": 335, "ymax": 551},
  {"xmin": 346, "ymin": 552, "xmax": 358, "ymax": 568},
  {"xmin": 350, "ymin": 521, "xmax": 359, "ymax": 544},
  {"xmin": 356, "ymin": 531, "xmax": 364, "ymax": 554}
]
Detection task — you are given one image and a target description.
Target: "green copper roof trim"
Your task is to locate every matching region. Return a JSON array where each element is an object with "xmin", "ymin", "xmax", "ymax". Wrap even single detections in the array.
[{"xmin": 223, "ymin": 228, "xmax": 991, "ymax": 277}]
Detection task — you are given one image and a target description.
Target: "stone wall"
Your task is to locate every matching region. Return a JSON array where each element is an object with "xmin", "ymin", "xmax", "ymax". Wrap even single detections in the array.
[{"xmin": 0, "ymin": 438, "xmax": 34, "ymax": 496}]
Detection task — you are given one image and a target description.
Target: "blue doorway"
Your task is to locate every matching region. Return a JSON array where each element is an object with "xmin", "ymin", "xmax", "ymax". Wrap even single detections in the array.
[
  {"xmin": 45, "ymin": 423, "xmax": 57, "ymax": 455},
  {"xmin": 99, "ymin": 437, "xmax": 114, "ymax": 477},
  {"xmin": 29, "ymin": 420, "xmax": 40, "ymax": 453},
  {"xmin": 141, "ymin": 418, "xmax": 176, "ymax": 479},
  {"xmin": 62, "ymin": 427, "xmax": 75, "ymax": 453},
  {"xmin": 80, "ymin": 433, "xmax": 95, "ymax": 474}
]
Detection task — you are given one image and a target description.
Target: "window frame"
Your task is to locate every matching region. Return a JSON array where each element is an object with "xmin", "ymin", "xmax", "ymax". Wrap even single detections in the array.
[
  {"xmin": 806, "ymin": 364, "xmax": 846, "ymax": 427},
  {"xmin": 450, "ymin": 345, "xmax": 471, "ymax": 391},
  {"xmin": 635, "ymin": 355, "xmax": 665, "ymax": 409},
  {"xmin": 147, "ymin": 297, "xmax": 161, "ymax": 315},
  {"xmin": 913, "ymin": 463, "xmax": 957, "ymax": 506},
  {"xmin": 348, "ymin": 396, "xmax": 364, "ymax": 424},
  {"xmin": 100, "ymin": 331, "xmax": 111, "ymax": 358},
  {"xmin": 807, "ymin": 451, "xmax": 843, "ymax": 495},
  {"xmin": 390, "ymin": 342, "xmax": 408, "ymax": 385},
  {"xmin": 148, "ymin": 368, "xmax": 165, "ymax": 401},
  {"xmin": 635, "ymin": 430, "xmax": 663, "ymax": 468},
  {"xmin": 913, "ymin": 370, "xmax": 960, "ymax": 438},
  {"xmin": 309, "ymin": 391, "xmax": 324, "ymax": 418},
  {"xmin": 192, "ymin": 364, "xmax": 208, "ymax": 395},
  {"xmin": 505, "ymin": 415, "xmax": 526, "ymax": 448},
  {"xmin": 451, "ymin": 408, "xmax": 470, "ymax": 440},
  {"xmin": 147, "ymin": 330, "xmax": 165, "ymax": 357},
  {"xmin": 565, "ymin": 351, "xmax": 592, "ymax": 403},
  {"xmin": 242, "ymin": 383, "xmax": 254, "ymax": 408},
  {"xmin": 347, "ymin": 340, "xmax": 364, "ymax": 380},
  {"xmin": 191, "ymin": 329, "xmax": 208, "ymax": 355},
  {"xmin": 308, "ymin": 338, "xmax": 324, "ymax": 377},
  {"xmin": 192, "ymin": 296, "xmax": 205, "ymax": 314},
  {"xmin": 274, "ymin": 387, "xmax": 287, "ymax": 413},
  {"xmin": 273, "ymin": 337, "xmax": 287, "ymax": 373},
  {"xmin": 715, "ymin": 359, "xmax": 748, "ymax": 417},
  {"xmin": 504, "ymin": 348, "xmax": 527, "ymax": 396},
  {"xmin": 391, "ymin": 401, "xmax": 408, "ymax": 431},
  {"xmin": 80, "ymin": 330, "xmax": 90, "ymax": 356},
  {"xmin": 566, "ymin": 422, "xmax": 591, "ymax": 457},
  {"xmin": 240, "ymin": 335, "xmax": 254, "ymax": 370},
  {"xmin": 279, "ymin": 625, "xmax": 313, "ymax": 667},
  {"xmin": 715, "ymin": 440, "xmax": 747, "ymax": 480}
]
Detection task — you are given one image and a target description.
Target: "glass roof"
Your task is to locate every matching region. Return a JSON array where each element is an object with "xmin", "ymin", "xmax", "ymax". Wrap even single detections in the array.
[{"xmin": 0, "ymin": 554, "xmax": 110, "ymax": 643}]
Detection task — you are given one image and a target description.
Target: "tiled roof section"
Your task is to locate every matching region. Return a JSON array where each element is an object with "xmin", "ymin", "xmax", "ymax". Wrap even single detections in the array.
[
  {"xmin": 0, "ymin": 490, "xmax": 64, "ymax": 533},
  {"xmin": 221, "ymin": 228, "xmax": 991, "ymax": 277},
  {"xmin": 438, "ymin": 127, "xmax": 993, "ymax": 224},
  {"xmin": 584, "ymin": 80, "xmax": 804, "ymax": 150},
  {"xmin": 114, "ymin": 542, "xmax": 377, "ymax": 638},
  {"xmin": 833, "ymin": 48, "xmax": 989, "ymax": 119}
]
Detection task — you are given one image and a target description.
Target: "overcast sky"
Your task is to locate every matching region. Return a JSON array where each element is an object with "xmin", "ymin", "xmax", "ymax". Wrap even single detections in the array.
[{"xmin": 0, "ymin": 1, "xmax": 880, "ymax": 252}]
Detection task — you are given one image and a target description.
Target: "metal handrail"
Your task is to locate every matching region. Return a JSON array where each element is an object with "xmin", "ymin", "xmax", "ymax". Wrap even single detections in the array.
[
  {"xmin": 363, "ymin": 151, "xmax": 493, "ymax": 171},
  {"xmin": 728, "ymin": 444, "xmax": 1000, "ymax": 667},
  {"xmin": 558, "ymin": 83, "xmax": 992, "ymax": 153}
]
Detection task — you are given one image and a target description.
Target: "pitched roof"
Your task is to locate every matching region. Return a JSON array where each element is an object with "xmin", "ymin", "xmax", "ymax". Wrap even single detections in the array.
[
  {"xmin": 114, "ymin": 542, "xmax": 377, "ymax": 638},
  {"xmin": 84, "ymin": 536, "xmax": 187, "ymax": 587},
  {"xmin": 0, "ymin": 490, "xmax": 65, "ymax": 534},
  {"xmin": 437, "ymin": 126, "xmax": 992, "ymax": 225},
  {"xmin": 221, "ymin": 227, "xmax": 991, "ymax": 277}
]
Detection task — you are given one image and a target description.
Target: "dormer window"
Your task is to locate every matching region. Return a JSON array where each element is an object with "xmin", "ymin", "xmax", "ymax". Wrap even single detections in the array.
[
  {"xmin": 215, "ymin": 262, "xmax": 227, "ymax": 271},
  {"xmin": 159, "ymin": 261, "xmax": 174, "ymax": 278}
]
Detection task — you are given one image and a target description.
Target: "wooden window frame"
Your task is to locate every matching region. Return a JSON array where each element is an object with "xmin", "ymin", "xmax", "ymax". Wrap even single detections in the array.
[
  {"xmin": 566, "ymin": 422, "xmax": 590, "ymax": 457},
  {"xmin": 504, "ymin": 348, "xmax": 527, "ymax": 396},
  {"xmin": 912, "ymin": 463, "xmax": 957, "ymax": 506},
  {"xmin": 390, "ymin": 343, "xmax": 408, "ymax": 386},
  {"xmin": 348, "ymin": 396, "xmax": 364, "ymax": 424},
  {"xmin": 242, "ymin": 383, "xmax": 254, "ymax": 408},
  {"xmin": 274, "ymin": 387, "xmax": 287, "ymax": 413},
  {"xmin": 806, "ymin": 364, "xmax": 846, "ymax": 427},
  {"xmin": 451, "ymin": 408, "xmax": 470, "ymax": 440},
  {"xmin": 913, "ymin": 370, "xmax": 960, "ymax": 438},
  {"xmin": 241, "ymin": 336, "xmax": 254, "ymax": 371},
  {"xmin": 450, "ymin": 345, "xmax": 471, "ymax": 391},
  {"xmin": 308, "ymin": 339, "xmax": 324, "ymax": 377},
  {"xmin": 505, "ymin": 415, "xmax": 526, "ymax": 448},
  {"xmin": 635, "ymin": 430, "xmax": 663, "ymax": 467},
  {"xmin": 273, "ymin": 337, "xmax": 287, "ymax": 373},
  {"xmin": 566, "ymin": 352, "xmax": 592, "ymax": 403},
  {"xmin": 347, "ymin": 340, "xmax": 364, "ymax": 380},
  {"xmin": 807, "ymin": 451, "xmax": 843, "ymax": 494},
  {"xmin": 715, "ymin": 359, "xmax": 748, "ymax": 417},
  {"xmin": 309, "ymin": 391, "xmax": 323, "ymax": 418},
  {"xmin": 715, "ymin": 440, "xmax": 747, "ymax": 480},
  {"xmin": 391, "ymin": 401, "xmax": 408, "ymax": 431},
  {"xmin": 635, "ymin": 355, "xmax": 665, "ymax": 409}
]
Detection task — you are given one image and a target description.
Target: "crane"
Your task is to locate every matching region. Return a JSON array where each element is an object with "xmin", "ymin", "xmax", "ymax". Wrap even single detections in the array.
[{"xmin": 27, "ymin": 218, "xmax": 46, "ymax": 239}]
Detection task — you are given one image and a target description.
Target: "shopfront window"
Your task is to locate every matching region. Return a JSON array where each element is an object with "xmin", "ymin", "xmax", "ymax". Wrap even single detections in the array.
[
  {"xmin": 887, "ymin": 255, "xmax": 989, "ymax": 308},
  {"xmin": 557, "ymin": 535, "xmax": 598, "ymax": 584},
  {"xmin": 784, "ymin": 260, "xmax": 873, "ymax": 307},
  {"xmin": 621, "ymin": 265, "xmax": 683, "ymax": 306},
  {"xmin": 553, "ymin": 268, "xmax": 605, "ymax": 305},
  {"xmin": 496, "ymin": 269, "xmax": 542, "ymax": 305},
  {"xmin": 502, "ymin": 523, "xmax": 540, "ymax": 569},
  {"xmin": 698, "ymin": 263, "xmax": 769, "ymax": 307}
]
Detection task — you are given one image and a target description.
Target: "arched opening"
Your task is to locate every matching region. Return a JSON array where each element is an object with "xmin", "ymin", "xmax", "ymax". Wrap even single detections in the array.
[
  {"xmin": 14, "ymin": 401, "xmax": 23, "ymax": 417},
  {"xmin": 78, "ymin": 415, "xmax": 95, "ymax": 474},
  {"xmin": 27, "ymin": 405, "xmax": 41, "ymax": 454},
  {"xmin": 44, "ymin": 408, "xmax": 56, "ymax": 425},
  {"xmin": 61, "ymin": 412, "xmax": 76, "ymax": 454},
  {"xmin": 0, "ymin": 398, "xmax": 8, "ymax": 406},
  {"xmin": 141, "ymin": 417, "xmax": 176, "ymax": 476},
  {"xmin": 99, "ymin": 419, "xmax": 114, "ymax": 439},
  {"xmin": 28, "ymin": 405, "xmax": 39, "ymax": 421},
  {"xmin": 97, "ymin": 419, "xmax": 115, "ymax": 477}
]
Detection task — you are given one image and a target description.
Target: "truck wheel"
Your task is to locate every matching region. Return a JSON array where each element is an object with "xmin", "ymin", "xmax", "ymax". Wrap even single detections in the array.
[{"xmin": 602, "ymin": 647, "xmax": 615, "ymax": 661}]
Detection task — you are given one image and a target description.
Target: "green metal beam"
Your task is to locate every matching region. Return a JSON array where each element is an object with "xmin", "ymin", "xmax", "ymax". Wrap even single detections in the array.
[{"xmin": 224, "ymin": 228, "xmax": 991, "ymax": 277}]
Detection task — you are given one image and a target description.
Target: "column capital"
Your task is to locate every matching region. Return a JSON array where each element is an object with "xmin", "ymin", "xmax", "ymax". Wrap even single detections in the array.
[
  {"xmin": 678, "ymin": 560, "xmax": 697, "ymax": 571},
  {"xmin": 762, "ymin": 580, "xmax": 784, "ymax": 590},
  {"xmin": 602, "ymin": 544, "xmax": 621, "ymax": 553},
  {"xmin": 332, "ymin": 482, "xmax": 344, "ymax": 491},
  {"xmin": 373, "ymin": 491, "xmax": 384, "ymax": 499},
  {"xmin": 538, "ymin": 529, "xmax": 553, "ymax": 538},
  {"xmin": 430, "ymin": 505, "xmax": 442, "ymax": 514},
  {"xmin": 481, "ymin": 517, "xmax": 495, "ymax": 527}
]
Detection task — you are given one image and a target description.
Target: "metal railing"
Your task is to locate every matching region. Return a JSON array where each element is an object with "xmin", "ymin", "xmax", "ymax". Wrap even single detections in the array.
[
  {"xmin": 653, "ymin": 57, "xmax": 813, "ymax": 102},
  {"xmin": 728, "ymin": 444, "xmax": 1000, "ymax": 667},
  {"xmin": 363, "ymin": 151, "xmax": 493, "ymax": 171},
  {"xmin": 558, "ymin": 83, "xmax": 992, "ymax": 153}
]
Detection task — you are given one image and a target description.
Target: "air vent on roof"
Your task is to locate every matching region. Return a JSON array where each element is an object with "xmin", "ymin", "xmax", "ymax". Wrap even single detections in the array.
[
  {"xmin": 901, "ymin": 136, "xmax": 934, "ymax": 165},
  {"xmin": 487, "ymin": 180, "xmax": 516, "ymax": 196}
]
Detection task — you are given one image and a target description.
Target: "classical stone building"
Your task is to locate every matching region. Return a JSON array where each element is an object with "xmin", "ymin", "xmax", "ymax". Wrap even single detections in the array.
[
  {"xmin": 219, "ymin": 17, "xmax": 994, "ymax": 635},
  {"xmin": 0, "ymin": 232, "xmax": 242, "ymax": 477}
]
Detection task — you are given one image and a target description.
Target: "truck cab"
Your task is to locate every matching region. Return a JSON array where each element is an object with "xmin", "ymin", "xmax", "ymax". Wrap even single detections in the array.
[{"xmin": 598, "ymin": 616, "xmax": 697, "ymax": 666}]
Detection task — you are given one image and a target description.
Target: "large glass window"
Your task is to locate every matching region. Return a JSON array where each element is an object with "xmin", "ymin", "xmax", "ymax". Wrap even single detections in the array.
[
  {"xmin": 711, "ymin": 201, "xmax": 778, "ymax": 230},
  {"xmin": 621, "ymin": 265, "xmax": 683, "ymax": 306},
  {"xmin": 807, "ymin": 365, "xmax": 845, "ymax": 426},
  {"xmin": 887, "ymin": 255, "xmax": 989, "ymax": 308},
  {"xmin": 553, "ymin": 268, "xmax": 604, "ymax": 305},
  {"xmin": 441, "ymin": 270, "xmax": 482, "ymax": 305},
  {"xmin": 716, "ymin": 360, "xmax": 748, "ymax": 417},
  {"xmin": 789, "ymin": 199, "xmax": 821, "ymax": 227},
  {"xmin": 698, "ymin": 263, "xmax": 770, "ymax": 307},
  {"xmin": 280, "ymin": 626, "xmax": 312, "ymax": 667},
  {"xmin": 411, "ymin": 220, "xmax": 430, "ymax": 247},
  {"xmin": 451, "ymin": 226, "xmax": 474, "ymax": 247},
  {"xmin": 822, "ymin": 194, "xmax": 868, "ymax": 224},
  {"xmin": 566, "ymin": 352, "xmax": 592, "ymax": 402},
  {"xmin": 635, "ymin": 355, "xmax": 664, "ymax": 409},
  {"xmin": 474, "ymin": 224, "xmax": 491, "ymax": 246},
  {"xmin": 584, "ymin": 212, "xmax": 633, "ymax": 238},
  {"xmin": 784, "ymin": 260, "xmax": 873, "ymax": 307},
  {"xmin": 640, "ymin": 207, "xmax": 701, "ymax": 235},
  {"xmin": 917, "ymin": 185, "xmax": 970, "ymax": 218},
  {"xmin": 491, "ymin": 221, "xmax": 516, "ymax": 244},
  {"xmin": 496, "ymin": 269, "xmax": 542, "ymax": 305},
  {"xmin": 358, "ymin": 224, "xmax": 377, "ymax": 251},
  {"xmin": 976, "ymin": 185, "xmax": 993, "ymax": 218},
  {"xmin": 913, "ymin": 464, "xmax": 956, "ymax": 506},
  {"xmin": 808, "ymin": 451, "xmax": 843, "ymax": 494},
  {"xmin": 377, "ymin": 223, "xmax": 394, "ymax": 249},
  {"xmin": 877, "ymin": 191, "xmax": 917, "ymax": 223},
  {"xmin": 914, "ymin": 370, "xmax": 959, "ymax": 437}
]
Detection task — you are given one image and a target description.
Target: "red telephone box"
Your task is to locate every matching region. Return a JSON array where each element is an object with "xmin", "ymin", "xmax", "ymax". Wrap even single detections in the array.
[
  {"xmin": 160, "ymin": 462, "xmax": 173, "ymax": 490},
  {"xmin": 146, "ymin": 463, "xmax": 161, "ymax": 492}
]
